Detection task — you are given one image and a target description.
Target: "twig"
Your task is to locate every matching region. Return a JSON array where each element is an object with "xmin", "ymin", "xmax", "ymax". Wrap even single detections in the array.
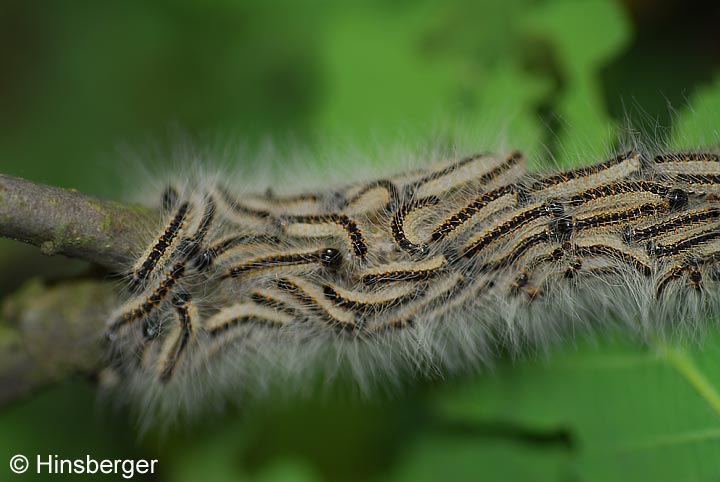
[
  {"xmin": 0, "ymin": 174, "xmax": 153, "ymax": 272},
  {"xmin": 0, "ymin": 278, "xmax": 115, "ymax": 405}
]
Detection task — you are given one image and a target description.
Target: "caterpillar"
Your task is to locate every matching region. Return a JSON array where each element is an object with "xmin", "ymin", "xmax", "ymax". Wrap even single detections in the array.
[{"xmin": 104, "ymin": 147, "xmax": 720, "ymax": 423}]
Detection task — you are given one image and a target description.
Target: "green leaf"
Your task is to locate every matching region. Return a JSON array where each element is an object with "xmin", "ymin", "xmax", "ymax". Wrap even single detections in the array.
[{"xmin": 430, "ymin": 333, "xmax": 720, "ymax": 482}]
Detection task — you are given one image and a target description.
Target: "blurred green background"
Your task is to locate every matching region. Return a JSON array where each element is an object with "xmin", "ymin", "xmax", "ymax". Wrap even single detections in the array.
[{"xmin": 2, "ymin": 0, "xmax": 720, "ymax": 480}]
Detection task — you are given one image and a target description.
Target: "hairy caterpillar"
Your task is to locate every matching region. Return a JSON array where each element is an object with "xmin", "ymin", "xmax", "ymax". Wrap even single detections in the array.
[{"xmin": 105, "ymin": 146, "xmax": 720, "ymax": 423}]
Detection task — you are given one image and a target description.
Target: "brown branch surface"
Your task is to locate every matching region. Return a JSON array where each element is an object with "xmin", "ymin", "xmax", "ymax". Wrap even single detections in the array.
[
  {"xmin": 0, "ymin": 174, "xmax": 153, "ymax": 272},
  {"xmin": 0, "ymin": 173, "xmax": 155, "ymax": 406},
  {"xmin": 0, "ymin": 278, "xmax": 114, "ymax": 405}
]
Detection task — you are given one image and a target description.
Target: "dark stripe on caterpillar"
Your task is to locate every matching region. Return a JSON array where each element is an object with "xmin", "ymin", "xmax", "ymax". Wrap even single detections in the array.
[
  {"xmin": 529, "ymin": 151, "xmax": 639, "ymax": 192},
  {"xmin": 218, "ymin": 187, "xmax": 272, "ymax": 219},
  {"xmin": 322, "ymin": 283, "xmax": 422, "ymax": 314},
  {"xmin": 225, "ymin": 247, "xmax": 342, "ymax": 278},
  {"xmin": 404, "ymin": 153, "xmax": 483, "ymax": 194},
  {"xmin": 110, "ymin": 263, "xmax": 186, "ymax": 335},
  {"xmin": 362, "ymin": 256, "xmax": 447, "ymax": 286},
  {"xmin": 250, "ymin": 289, "xmax": 302, "ymax": 318},
  {"xmin": 650, "ymin": 228, "xmax": 720, "ymax": 258},
  {"xmin": 161, "ymin": 186, "xmax": 179, "ymax": 211},
  {"xmin": 656, "ymin": 251, "xmax": 720, "ymax": 296},
  {"xmin": 340, "ymin": 179, "xmax": 402, "ymax": 212},
  {"xmin": 159, "ymin": 293, "xmax": 193, "ymax": 382},
  {"xmin": 391, "ymin": 196, "xmax": 440, "ymax": 255},
  {"xmin": 430, "ymin": 184, "xmax": 516, "ymax": 242},
  {"xmin": 657, "ymin": 264, "xmax": 690, "ymax": 298},
  {"xmin": 283, "ymin": 213, "xmax": 368, "ymax": 258},
  {"xmin": 461, "ymin": 203, "xmax": 555, "ymax": 258},
  {"xmin": 478, "ymin": 229, "xmax": 554, "ymax": 271},
  {"xmin": 404, "ymin": 151, "xmax": 522, "ymax": 197},
  {"xmin": 573, "ymin": 244, "xmax": 651, "ymax": 276},
  {"xmin": 179, "ymin": 195, "xmax": 216, "ymax": 259},
  {"xmin": 373, "ymin": 273, "xmax": 466, "ymax": 333},
  {"xmin": 568, "ymin": 180, "xmax": 668, "ymax": 205},
  {"xmin": 571, "ymin": 202, "xmax": 670, "ymax": 232},
  {"xmin": 506, "ymin": 244, "xmax": 567, "ymax": 298},
  {"xmin": 654, "ymin": 153, "xmax": 720, "ymax": 164},
  {"xmin": 129, "ymin": 202, "xmax": 189, "ymax": 291},
  {"xmin": 195, "ymin": 234, "xmax": 282, "ymax": 270},
  {"xmin": 623, "ymin": 208, "xmax": 720, "ymax": 243},
  {"xmin": 673, "ymin": 173, "xmax": 720, "ymax": 185},
  {"xmin": 274, "ymin": 277, "xmax": 357, "ymax": 333},
  {"xmin": 265, "ymin": 190, "xmax": 321, "ymax": 203},
  {"xmin": 206, "ymin": 307, "xmax": 288, "ymax": 338},
  {"xmin": 470, "ymin": 151, "xmax": 523, "ymax": 186}
]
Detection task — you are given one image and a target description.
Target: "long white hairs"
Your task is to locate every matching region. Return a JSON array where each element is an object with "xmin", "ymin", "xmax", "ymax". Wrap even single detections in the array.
[{"xmin": 104, "ymin": 143, "xmax": 720, "ymax": 423}]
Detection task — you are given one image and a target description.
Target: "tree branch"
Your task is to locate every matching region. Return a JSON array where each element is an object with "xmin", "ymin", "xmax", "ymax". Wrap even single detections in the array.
[
  {"xmin": 0, "ymin": 174, "xmax": 153, "ymax": 272},
  {"xmin": 0, "ymin": 278, "xmax": 115, "ymax": 405},
  {"xmin": 0, "ymin": 173, "xmax": 154, "ymax": 406}
]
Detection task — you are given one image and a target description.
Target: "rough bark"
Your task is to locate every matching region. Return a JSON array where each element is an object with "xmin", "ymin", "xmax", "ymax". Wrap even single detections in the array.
[{"xmin": 0, "ymin": 174, "xmax": 153, "ymax": 272}]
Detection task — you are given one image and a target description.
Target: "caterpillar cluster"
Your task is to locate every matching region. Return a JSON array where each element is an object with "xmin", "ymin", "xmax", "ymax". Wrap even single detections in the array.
[{"xmin": 106, "ymin": 148, "xmax": 720, "ymax": 418}]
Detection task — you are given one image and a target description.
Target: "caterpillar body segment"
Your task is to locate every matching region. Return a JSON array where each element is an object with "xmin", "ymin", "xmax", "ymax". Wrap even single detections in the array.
[
  {"xmin": 129, "ymin": 202, "xmax": 190, "ymax": 292},
  {"xmin": 527, "ymin": 151, "xmax": 643, "ymax": 198},
  {"xmin": 404, "ymin": 151, "xmax": 525, "ymax": 199}
]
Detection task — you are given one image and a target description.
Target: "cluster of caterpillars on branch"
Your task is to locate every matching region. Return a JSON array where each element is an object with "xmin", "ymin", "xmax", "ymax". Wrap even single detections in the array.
[{"xmin": 106, "ymin": 149, "xmax": 720, "ymax": 388}]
